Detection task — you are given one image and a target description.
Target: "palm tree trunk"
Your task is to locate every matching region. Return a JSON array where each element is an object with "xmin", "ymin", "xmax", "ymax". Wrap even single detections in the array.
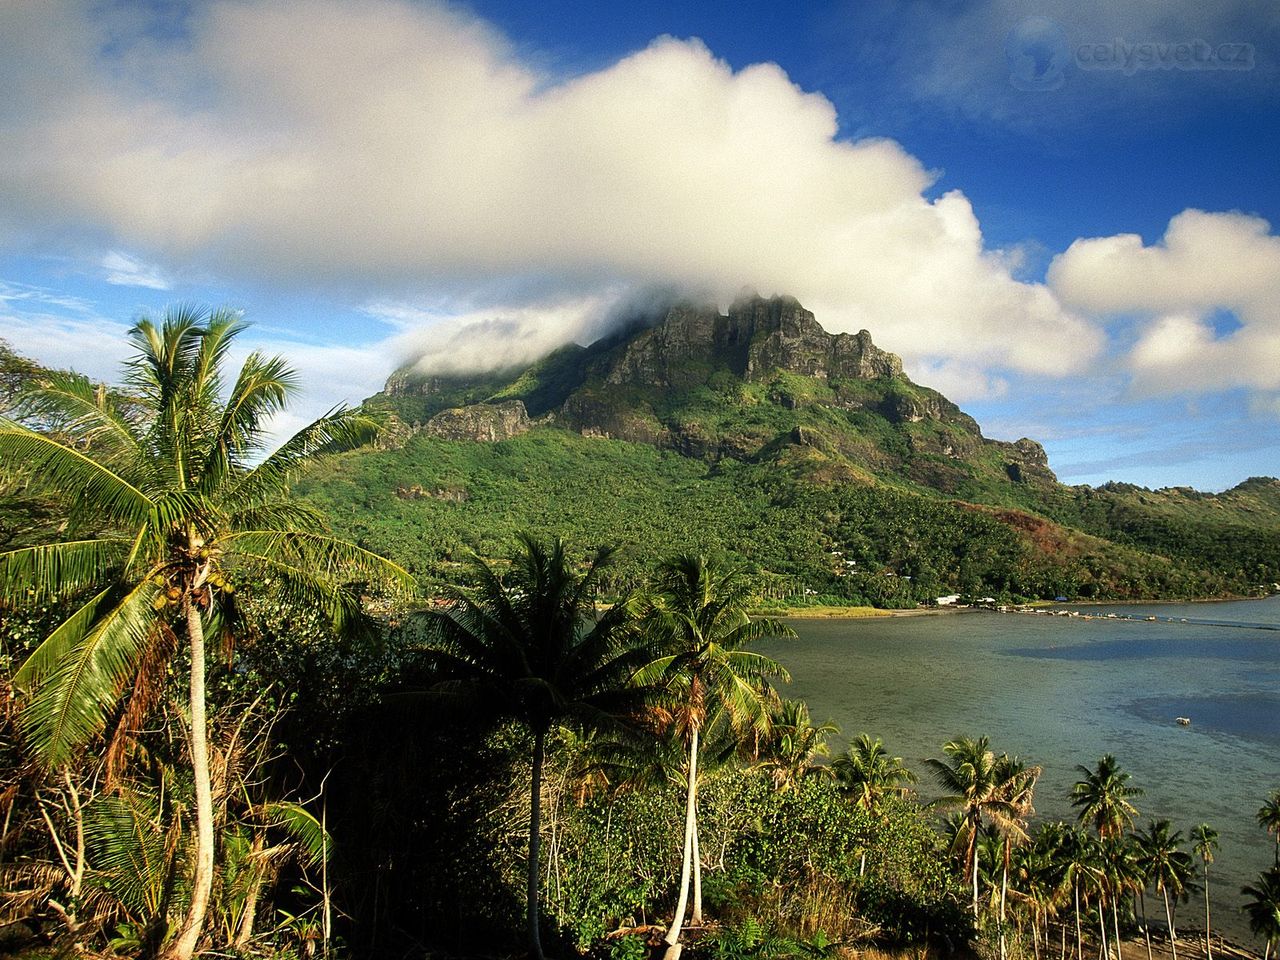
[
  {"xmin": 1203, "ymin": 866, "xmax": 1211, "ymax": 960},
  {"xmin": 691, "ymin": 803, "xmax": 703, "ymax": 925},
  {"xmin": 161, "ymin": 595, "xmax": 215, "ymax": 960},
  {"xmin": 1000, "ymin": 860, "xmax": 1009, "ymax": 960},
  {"xmin": 1075, "ymin": 880, "xmax": 1083, "ymax": 960},
  {"xmin": 664, "ymin": 727, "xmax": 700, "ymax": 956},
  {"xmin": 970, "ymin": 823, "xmax": 980, "ymax": 919},
  {"xmin": 1140, "ymin": 891, "xmax": 1152, "ymax": 960},
  {"xmin": 1163, "ymin": 888, "xmax": 1178, "ymax": 960},
  {"xmin": 528, "ymin": 726, "xmax": 547, "ymax": 960},
  {"xmin": 1098, "ymin": 904, "xmax": 1109, "ymax": 960},
  {"xmin": 1112, "ymin": 894, "xmax": 1121, "ymax": 960}
]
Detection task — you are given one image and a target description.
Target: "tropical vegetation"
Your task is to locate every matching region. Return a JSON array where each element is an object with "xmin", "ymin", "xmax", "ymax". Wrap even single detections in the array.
[
  {"xmin": 0, "ymin": 313, "xmax": 412, "ymax": 958},
  {"xmin": 1, "ymin": 326, "xmax": 1278, "ymax": 960}
]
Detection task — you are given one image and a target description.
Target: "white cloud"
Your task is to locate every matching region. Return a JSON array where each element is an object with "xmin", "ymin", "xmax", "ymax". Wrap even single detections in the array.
[
  {"xmin": 0, "ymin": 0, "xmax": 1100, "ymax": 382},
  {"xmin": 1250, "ymin": 394, "xmax": 1280, "ymax": 420},
  {"xmin": 0, "ymin": 310, "xmax": 135, "ymax": 384},
  {"xmin": 101, "ymin": 251, "xmax": 171, "ymax": 290},
  {"xmin": 226, "ymin": 335, "xmax": 392, "ymax": 442},
  {"xmin": 903, "ymin": 358, "xmax": 1009, "ymax": 405},
  {"xmin": 1048, "ymin": 209, "xmax": 1280, "ymax": 396},
  {"xmin": 0, "ymin": 279, "xmax": 96, "ymax": 314},
  {"xmin": 371, "ymin": 295, "xmax": 619, "ymax": 375}
]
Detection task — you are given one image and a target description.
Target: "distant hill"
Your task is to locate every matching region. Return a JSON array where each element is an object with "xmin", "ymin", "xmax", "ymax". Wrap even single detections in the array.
[{"xmin": 296, "ymin": 295, "xmax": 1280, "ymax": 604}]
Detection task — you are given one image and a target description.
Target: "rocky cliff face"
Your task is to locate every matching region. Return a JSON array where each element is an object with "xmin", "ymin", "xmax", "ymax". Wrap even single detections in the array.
[
  {"xmin": 999, "ymin": 437, "xmax": 1057, "ymax": 486},
  {"xmin": 372, "ymin": 293, "xmax": 1058, "ymax": 488},
  {"xmin": 597, "ymin": 295, "xmax": 902, "ymax": 388},
  {"xmin": 420, "ymin": 401, "xmax": 531, "ymax": 442}
]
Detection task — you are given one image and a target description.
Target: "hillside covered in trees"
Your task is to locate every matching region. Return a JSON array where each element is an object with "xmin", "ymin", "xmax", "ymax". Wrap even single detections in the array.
[{"xmin": 296, "ymin": 295, "xmax": 1280, "ymax": 605}]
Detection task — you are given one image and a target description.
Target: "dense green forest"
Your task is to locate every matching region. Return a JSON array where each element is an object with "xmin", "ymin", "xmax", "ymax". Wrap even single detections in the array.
[{"xmin": 296, "ymin": 426, "xmax": 1280, "ymax": 606}]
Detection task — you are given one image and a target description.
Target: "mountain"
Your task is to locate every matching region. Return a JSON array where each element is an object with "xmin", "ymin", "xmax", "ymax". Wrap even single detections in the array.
[
  {"xmin": 377, "ymin": 295, "xmax": 1056, "ymax": 499},
  {"xmin": 297, "ymin": 295, "xmax": 1280, "ymax": 604}
]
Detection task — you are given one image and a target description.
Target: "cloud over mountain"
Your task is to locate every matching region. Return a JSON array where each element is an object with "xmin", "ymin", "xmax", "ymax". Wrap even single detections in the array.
[{"xmin": 0, "ymin": 0, "xmax": 1099, "ymax": 381}]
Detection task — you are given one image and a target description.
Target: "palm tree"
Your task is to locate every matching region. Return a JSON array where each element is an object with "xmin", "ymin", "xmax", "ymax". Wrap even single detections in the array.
[
  {"xmin": 1259, "ymin": 791, "xmax": 1280, "ymax": 866},
  {"xmin": 993, "ymin": 756, "xmax": 1042, "ymax": 960},
  {"xmin": 1191, "ymin": 823, "xmax": 1218, "ymax": 960},
  {"xmin": 1135, "ymin": 819, "xmax": 1195, "ymax": 960},
  {"xmin": 1022, "ymin": 822, "xmax": 1076, "ymax": 960},
  {"xmin": 1072, "ymin": 755, "xmax": 1143, "ymax": 840},
  {"xmin": 1059, "ymin": 826, "xmax": 1095, "ymax": 960},
  {"xmin": 423, "ymin": 534, "xmax": 651, "ymax": 960},
  {"xmin": 1127, "ymin": 831, "xmax": 1157, "ymax": 960},
  {"xmin": 0, "ymin": 307, "xmax": 411, "ymax": 960},
  {"xmin": 832, "ymin": 734, "xmax": 917, "ymax": 811},
  {"xmin": 925, "ymin": 736, "xmax": 1026, "ymax": 919},
  {"xmin": 749, "ymin": 697, "xmax": 838, "ymax": 791},
  {"xmin": 1242, "ymin": 867, "xmax": 1280, "ymax": 960},
  {"xmin": 1097, "ymin": 833, "xmax": 1140, "ymax": 960},
  {"xmin": 635, "ymin": 554, "xmax": 793, "ymax": 958}
]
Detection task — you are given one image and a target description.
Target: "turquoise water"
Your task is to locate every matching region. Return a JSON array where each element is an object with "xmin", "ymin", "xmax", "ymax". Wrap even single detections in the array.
[{"xmin": 757, "ymin": 596, "xmax": 1280, "ymax": 942}]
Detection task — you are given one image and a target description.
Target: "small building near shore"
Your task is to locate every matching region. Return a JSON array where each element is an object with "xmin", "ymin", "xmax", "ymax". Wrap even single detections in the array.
[{"xmin": 936, "ymin": 594, "xmax": 961, "ymax": 606}]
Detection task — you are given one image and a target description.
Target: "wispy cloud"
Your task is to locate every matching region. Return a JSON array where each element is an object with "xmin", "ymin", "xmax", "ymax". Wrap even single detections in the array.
[
  {"xmin": 0, "ymin": 278, "xmax": 96, "ymax": 313},
  {"xmin": 101, "ymin": 250, "xmax": 170, "ymax": 290},
  {"xmin": 0, "ymin": 308, "xmax": 134, "ymax": 382}
]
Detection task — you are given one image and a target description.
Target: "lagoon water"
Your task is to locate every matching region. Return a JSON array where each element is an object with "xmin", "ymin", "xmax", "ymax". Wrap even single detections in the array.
[{"xmin": 759, "ymin": 596, "xmax": 1280, "ymax": 942}]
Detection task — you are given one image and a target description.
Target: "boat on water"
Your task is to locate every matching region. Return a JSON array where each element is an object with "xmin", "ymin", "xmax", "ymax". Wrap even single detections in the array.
[{"xmin": 1176, "ymin": 716, "xmax": 1191, "ymax": 725}]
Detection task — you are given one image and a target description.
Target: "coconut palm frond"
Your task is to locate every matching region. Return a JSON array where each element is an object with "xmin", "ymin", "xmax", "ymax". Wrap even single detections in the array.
[
  {"xmin": 225, "ymin": 530, "xmax": 415, "ymax": 596},
  {"xmin": 19, "ymin": 579, "xmax": 162, "ymax": 769},
  {"xmin": 13, "ymin": 585, "xmax": 119, "ymax": 691},
  {"xmin": 258, "ymin": 801, "xmax": 331, "ymax": 868},
  {"xmin": 0, "ymin": 861, "xmax": 67, "ymax": 922},
  {"xmin": 226, "ymin": 549, "xmax": 368, "ymax": 637},
  {"xmin": 0, "ymin": 539, "xmax": 130, "ymax": 604},
  {"xmin": 0, "ymin": 425, "xmax": 153, "ymax": 528},
  {"xmin": 104, "ymin": 622, "xmax": 181, "ymax": 785},
  {"xmin": 83, "ymin": 788, "xmax": 170, "ymax": 921},
  {"xmin": 13, "ymin": 370, "xmax": 143, "ymax": 457},
  {"xmin": 198, "ymin": 351, "xmax": 297, "ymax": 490},
  {"xmin": 226, "ymin": 500, "xmax": 329, "ymax": 536},
  {"xmin": 230, "ymin": 406, "xmax": 382, "ymax": 504}
]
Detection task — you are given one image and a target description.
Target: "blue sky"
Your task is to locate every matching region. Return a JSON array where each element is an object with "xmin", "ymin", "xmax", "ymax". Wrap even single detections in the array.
[{"xmin": 1, "ymin": 0, "xmax": 1277, "ymax": 489}]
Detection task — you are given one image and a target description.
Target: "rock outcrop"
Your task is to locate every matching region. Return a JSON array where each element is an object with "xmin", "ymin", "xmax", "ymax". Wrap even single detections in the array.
[
  {"xmin": 598, "ymin": 295, "xmax": 903, "ymax": 389},
  {"xmin": 421, "ymin": 401, "xmax": 531, "ymax": 442},
  {"xmin": 998, "ymin": 437, "xmax": 1057, "ymax": 485}
]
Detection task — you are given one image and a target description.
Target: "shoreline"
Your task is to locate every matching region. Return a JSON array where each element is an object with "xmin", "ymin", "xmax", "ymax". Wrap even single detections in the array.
[
  {"xmin": 752, "ymin": 604, "xmax": 982, "ymax": 620},
  {"xmin": 753, "ymin": 593, "xmax": 1277, "ymax": 621}
]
